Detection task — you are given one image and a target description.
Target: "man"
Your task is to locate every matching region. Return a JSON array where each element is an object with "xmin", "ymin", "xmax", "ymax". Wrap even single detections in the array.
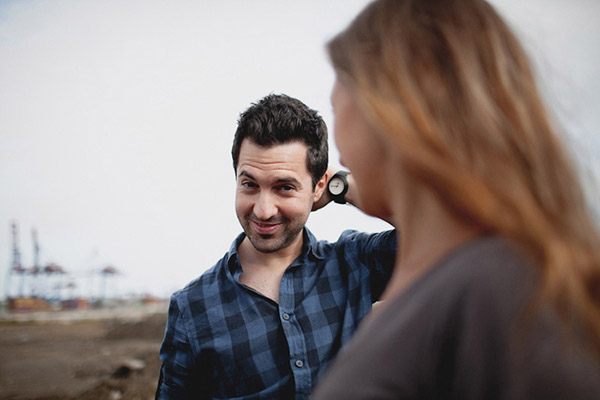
[{"xmin": 156, "ymin": 94, "xmax": 395, "ymax": 399}]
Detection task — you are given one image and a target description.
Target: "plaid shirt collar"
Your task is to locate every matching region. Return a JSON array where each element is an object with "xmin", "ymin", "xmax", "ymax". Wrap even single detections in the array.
[{"xmin": 225, "ymin": 227, "xmax": 325, "ymax": 278}]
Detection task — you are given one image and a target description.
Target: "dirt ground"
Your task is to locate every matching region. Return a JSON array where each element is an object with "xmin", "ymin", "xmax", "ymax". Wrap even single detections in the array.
[{"xmin": 0, "ymin": 305, "xmax": 168, "ymax": 400}]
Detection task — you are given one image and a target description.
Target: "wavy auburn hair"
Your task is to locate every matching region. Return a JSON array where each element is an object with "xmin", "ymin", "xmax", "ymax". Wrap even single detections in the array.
[{"xmin": 328, "ymin": 0, "xmax": 600, "ymax": 355}]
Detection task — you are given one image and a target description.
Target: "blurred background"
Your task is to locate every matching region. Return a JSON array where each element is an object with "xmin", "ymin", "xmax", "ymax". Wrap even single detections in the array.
[
  {"xmin": 0, "ymin": 0, "xmax": 598, "ymax": 398},
  {"xmin": 0, "ymin": 0, "xmax": 386, "ymax": 304}
]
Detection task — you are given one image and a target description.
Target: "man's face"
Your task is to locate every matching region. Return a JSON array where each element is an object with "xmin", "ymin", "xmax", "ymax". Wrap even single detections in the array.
[{"xmin": 235, "ymin": 139, "xmax": 324, "ymax": 254}]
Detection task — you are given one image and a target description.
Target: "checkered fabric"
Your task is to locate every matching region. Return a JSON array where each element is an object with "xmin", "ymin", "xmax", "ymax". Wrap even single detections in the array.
[{"xmin": 156, "ymin": 228, "xmax": 396, "ymax": 399}]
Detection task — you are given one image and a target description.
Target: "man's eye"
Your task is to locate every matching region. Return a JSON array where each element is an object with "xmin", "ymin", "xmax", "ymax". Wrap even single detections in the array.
[
  {"xmin": 279, "ymin": 185, "xmax": 294, "ymax": 192},
  {"xmin": 241, "ymin": 181, "xmax": 257, "ymax": 189}
]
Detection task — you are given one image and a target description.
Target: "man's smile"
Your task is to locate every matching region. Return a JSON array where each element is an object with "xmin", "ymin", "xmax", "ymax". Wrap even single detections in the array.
[{"xmin": 250, "ymin": 219, "xmax": 282, "ymax": 235}]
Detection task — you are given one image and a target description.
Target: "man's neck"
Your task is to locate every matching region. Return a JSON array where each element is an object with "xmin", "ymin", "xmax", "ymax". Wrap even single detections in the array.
[
  {"xmin": 239, "ymin": 233, "xmax": 304, "ymax": 271},
  {"xmin": 237, "ymin": 232, "xmax": 304, "ymax": 303}
]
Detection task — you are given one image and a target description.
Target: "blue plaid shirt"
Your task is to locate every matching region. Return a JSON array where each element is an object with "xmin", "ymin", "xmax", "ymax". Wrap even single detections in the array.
[{"xmin": 157, "ymin": 228, "xmax": 396, "ymax": 399}]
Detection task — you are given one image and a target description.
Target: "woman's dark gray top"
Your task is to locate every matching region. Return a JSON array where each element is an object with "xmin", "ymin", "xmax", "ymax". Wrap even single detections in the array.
[{"xmin": 313, "ymin": 236, "xmax": 600, "ymax": 399}]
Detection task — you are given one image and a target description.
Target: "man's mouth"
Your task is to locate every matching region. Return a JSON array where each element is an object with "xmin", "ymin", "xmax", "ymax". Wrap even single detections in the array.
[{"xmin": 251, "ymin": 220, "xmax": 281, "ymax": 235}]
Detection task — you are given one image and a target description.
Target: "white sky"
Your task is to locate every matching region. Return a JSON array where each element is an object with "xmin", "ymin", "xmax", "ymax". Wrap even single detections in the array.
[{"xmin": 1, "ymin": 0, "xmax": 599, "ymax": 299}]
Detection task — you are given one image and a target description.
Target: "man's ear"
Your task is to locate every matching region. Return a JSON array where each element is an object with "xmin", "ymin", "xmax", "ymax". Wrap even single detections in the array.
[
  {"xmin": 311, "ymin": 170, "xmax": 334, "ymax": 212},
  {"xmin": 313, "ymin": 170, "xmax": 330, "ymax": 201}
]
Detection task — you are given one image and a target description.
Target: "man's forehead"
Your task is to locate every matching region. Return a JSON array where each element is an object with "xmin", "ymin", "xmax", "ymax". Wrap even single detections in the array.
[
  {"xmin": 239, "ymin": 138, "xmax": 308, "ymax": 154},
  {"xmin": 237, "ymin": 140, "xmax": 309, "ymax": 176},
  {"xmin": 236, "ymin": 163, "xmax": 307, "ymax": 182}
]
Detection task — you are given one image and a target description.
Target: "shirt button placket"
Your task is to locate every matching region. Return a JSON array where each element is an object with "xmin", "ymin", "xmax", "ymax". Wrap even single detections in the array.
[{"xmin": 280, "ymin": 273, "xmax": 311, "ymax": 393}]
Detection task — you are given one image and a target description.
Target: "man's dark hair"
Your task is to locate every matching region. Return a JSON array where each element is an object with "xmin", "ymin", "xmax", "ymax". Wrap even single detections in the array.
[{"xmin": 232, "ymin": 94, "xmax": 328, "ymax": 188}]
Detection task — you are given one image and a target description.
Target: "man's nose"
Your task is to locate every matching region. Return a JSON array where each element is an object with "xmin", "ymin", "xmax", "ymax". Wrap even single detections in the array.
[{"xmin": 253, "ymin": 192, "xmax": 278, "ymax": 220}]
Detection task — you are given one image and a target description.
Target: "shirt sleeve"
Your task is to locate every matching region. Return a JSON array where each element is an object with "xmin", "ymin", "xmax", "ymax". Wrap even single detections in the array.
[
  {"xmin": 156, "ymin": 294, "xmax": 208, "ymax": 400},
  {"xmin": 338, "ymin": 229, "xmax": 397, "ymax": 301}
]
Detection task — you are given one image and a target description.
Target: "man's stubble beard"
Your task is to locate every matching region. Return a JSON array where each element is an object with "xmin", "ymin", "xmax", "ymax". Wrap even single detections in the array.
[{"xmin": 242, "ymin": 217, "xmax": 305, "ymax": 254}]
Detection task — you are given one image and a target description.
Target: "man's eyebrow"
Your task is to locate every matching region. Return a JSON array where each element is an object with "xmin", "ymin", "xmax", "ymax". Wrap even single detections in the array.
[
  {"xmin": 238, "ymin": 170, "xmax": 255, "ymax": 180},
  {"xmin": 238, "ymin": 170, "xmax": 303, "ymax": 188},
  {"xmin": 274, "ymin": 176, "xmax": 303, "ymax": 189}
]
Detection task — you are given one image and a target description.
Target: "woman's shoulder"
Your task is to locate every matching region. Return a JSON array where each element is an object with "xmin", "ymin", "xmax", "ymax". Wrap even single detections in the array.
[{"xmin": 393, "ymin": 235, "xmax": 536, "ymax": 314}]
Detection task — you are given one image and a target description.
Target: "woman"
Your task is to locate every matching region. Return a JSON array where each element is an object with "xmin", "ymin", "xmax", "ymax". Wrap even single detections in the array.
[{"xmin": 313, "ymin": 0, "xmax": 600, "ymax": 398}]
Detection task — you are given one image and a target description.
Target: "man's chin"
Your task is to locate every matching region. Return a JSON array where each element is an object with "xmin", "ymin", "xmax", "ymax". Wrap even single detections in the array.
[{"xmin": 249, "ymin": 237, "xmax": 284, "ymax": 253}]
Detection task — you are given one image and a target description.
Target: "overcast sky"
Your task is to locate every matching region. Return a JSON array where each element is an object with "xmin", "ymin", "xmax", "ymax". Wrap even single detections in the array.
[{"xmin": 1, "ymin": 0, "xmax": 599, "ymax": 299}]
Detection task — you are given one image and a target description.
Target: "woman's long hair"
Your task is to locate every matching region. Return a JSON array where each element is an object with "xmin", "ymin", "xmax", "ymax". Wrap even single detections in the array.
[{"xmin": 328, "ymin": 0, "xmax": 600, "ymax": 355}]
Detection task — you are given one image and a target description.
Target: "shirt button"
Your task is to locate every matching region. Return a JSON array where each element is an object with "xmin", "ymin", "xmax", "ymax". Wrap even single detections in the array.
[
  {"xmin": 295, "ymin": 359, "xmax": 304, "ymax": 368},
  {"xmin": 282, "ymin": 313, "xmax": 290, "ymax": 321}
]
